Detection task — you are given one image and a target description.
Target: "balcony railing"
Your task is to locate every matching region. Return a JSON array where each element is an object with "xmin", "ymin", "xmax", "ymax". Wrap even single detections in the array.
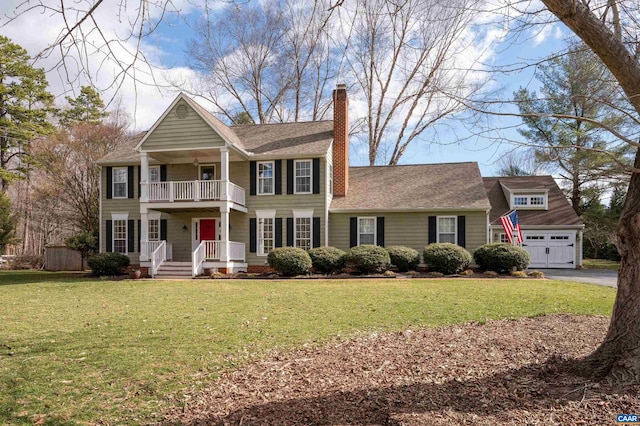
[{"xmin": 142, "ymin": 180, "xmax": 245, "ymax": 205}]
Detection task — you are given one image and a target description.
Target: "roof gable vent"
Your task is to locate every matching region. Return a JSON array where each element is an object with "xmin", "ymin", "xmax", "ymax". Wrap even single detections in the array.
[{"xmin": 175, "ymin": 104, "xmax": 189, "ymax": 119}]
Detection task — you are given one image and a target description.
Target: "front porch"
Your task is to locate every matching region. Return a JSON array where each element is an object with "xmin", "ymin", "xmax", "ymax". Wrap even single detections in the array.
[{"xmin": 140, "ymin": 239, "xmax": 247, "ymax": 277}]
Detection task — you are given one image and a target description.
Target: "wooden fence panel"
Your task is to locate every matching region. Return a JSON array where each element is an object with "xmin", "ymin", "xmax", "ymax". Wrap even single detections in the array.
[{"xmin": 45, "ymin": 246, "xmax": 87, "ymax": 271}]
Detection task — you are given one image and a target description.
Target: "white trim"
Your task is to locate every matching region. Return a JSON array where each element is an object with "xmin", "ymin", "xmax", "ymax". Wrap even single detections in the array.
[
  {"xmin": 191, "ymin": 217, "xmax": 220, "ymax": 252},
  {"xmin": 357, "ymin": 217, "xmax": 376, "ymax": 246},
  {"xmin": 509, "ymin": 190, "xmax": 549, "ymax": 210},
  {"xmin": 257, "ymin": 161, "xmax": 275, "ymax": 195},
  {"xmin": 292, "ymin": 209, "xmax": 314, "ymax": 218},
  {"xmin": 111, "ymin": 213, "xmax": 129, "ymax": 221},
  {"xmin": 148, "ymin": 165, "xmax": 160, "ymax": 183},
  {"xmin": 436, "ymin": 216, "xmax": 457, "ymax": 244},
  {"xmin": 147, "ymin": 210, "xmax": 161, "ymax": 221},
  {"xmin": 199, "ymin": 164, "xmax": 217, "ymax": 180},
  {"xmin": 329, "ymin": 207, "xmax": 491, "ymax": 213},
  {"xmin": 294, "ymin": 159, "xmax": 312, "ymax": 194},
  {"xmin": 255, "ymin": 210, "xmax": 276, "ymax": 256},
  {"xmin": 112, "ymin": 166, "xmax": 128, "ymax": 199},
  {"xmin": 292, "ymin": 209, "xmax": 314, "ymax": 250}
]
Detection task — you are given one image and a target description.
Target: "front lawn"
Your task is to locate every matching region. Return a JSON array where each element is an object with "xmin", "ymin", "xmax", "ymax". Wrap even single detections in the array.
[
  {"xmin": 583, "ymin": 258, "xmax": 620, "ymax": 270},
  {"xmin": 0, "ymin": 272, "xmax": 615, "ymax": 424}
]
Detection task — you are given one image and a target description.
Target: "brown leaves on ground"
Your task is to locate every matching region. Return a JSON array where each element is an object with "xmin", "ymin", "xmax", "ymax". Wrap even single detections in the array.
[{"xmin": 162, "ymin": 315, "xmax": 639, "ymax": 425}]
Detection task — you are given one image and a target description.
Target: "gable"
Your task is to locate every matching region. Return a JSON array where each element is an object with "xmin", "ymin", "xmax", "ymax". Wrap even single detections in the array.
[{"xmin": 139, "ymin": 99, "xmax": 226, "ymax": 152}]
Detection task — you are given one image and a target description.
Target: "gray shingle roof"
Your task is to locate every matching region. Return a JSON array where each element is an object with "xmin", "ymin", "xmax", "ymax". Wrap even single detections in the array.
[
  {"xmin": 330, "ymin": 163, "xmax": 491, "ymax": 211},
  {"xmin": 96, "ymin": 133, "xmax": 145, "ymax": 164},
  {"xmin": 232, "ymin": 121, "xmax": 333, "ymax": 157},
  {"xmin": 483, "ymin": 176, "xmax": 583, "ymax": 226}
]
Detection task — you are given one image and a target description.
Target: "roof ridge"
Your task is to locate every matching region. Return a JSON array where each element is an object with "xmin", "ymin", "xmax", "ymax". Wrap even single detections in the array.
[
  {"xmin": 349, "ymin": 162, "xmax": 479, "ymax": 169},
  {"xmin": 231, "ymin": 119, "xmax": 333, "ymax": 129}
]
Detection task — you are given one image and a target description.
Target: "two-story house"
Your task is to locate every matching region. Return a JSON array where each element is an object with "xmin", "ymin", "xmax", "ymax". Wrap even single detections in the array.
[{"xmin": 97, "ymin": 85, "xmax": 583, "ymax": 277}]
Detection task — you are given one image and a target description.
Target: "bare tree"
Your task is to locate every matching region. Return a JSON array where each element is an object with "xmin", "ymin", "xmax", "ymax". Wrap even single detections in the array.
[
  {"xmin": 187, "ymin": 1, "xmax": 336, "ymax": 124},
  {"xmin": 338, "ymin": 0, "xmax": 487, "ymax": 165}
]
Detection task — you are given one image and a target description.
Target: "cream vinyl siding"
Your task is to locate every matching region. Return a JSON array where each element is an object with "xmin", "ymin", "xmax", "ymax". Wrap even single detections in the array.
[
  {"xmin": 139, "ymin": 100, "xmax": 226, "ymax": 151},
  {"xmin": 328, "ymin": 210, "xmax": 488, "ymax": 254},
  {"xmin": 100, "ymin": 166, "xmax": 141, "ymax": 263}
]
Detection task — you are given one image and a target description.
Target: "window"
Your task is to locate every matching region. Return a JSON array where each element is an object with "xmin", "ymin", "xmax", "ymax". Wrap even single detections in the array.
[
  {"xmin": 294, "ymin": 160, "xmax": 312, "ymax": 194},
  {"xmin": 295, "ymin": 217, "xmax": 312, "ymax": 250},
  {"xmin": 514, "ymin": 196, "xmax": 528, "ymax": 206},
  {"xmin": 530, "ymin": 196, "xmax": 544, "ymax": 206},
  {"xmin": 437, "ymin": 216, "xmax": 456, "ymax": 244},
  {"xmin": 200, "ymin": 165, "xmax": 215, "ymax": 181},
  {"xmin": 358, "ymin": 217, "xmax": 376, "ymax": 245},
  {"xmin": 149, "ymin": 166, "xmax": 160, "ymax": 183},
  {"xmin": 499, "ymin": 233, "xmax": 509, "ymax": 243},
  {"xmin": 113, "ymin": 167, "xmax": 127, "ymax": 198},
  {"xmin": 257, "ymin": 161, "xmax": 274, "ymax": 195},
  {"xmin": 113, "ymin": 220, "xmax": 127, "ymax": 254},
  {"xmin": 258, "ymin": 217, "xmax": 274, "ymax": 256},
  {"xmin": 329, "ymin": 164, "xmax": 333, "ymax": 195},
  {"xmin": 148, "ymin": 219, "xmax": 159, "ymax": 241}
]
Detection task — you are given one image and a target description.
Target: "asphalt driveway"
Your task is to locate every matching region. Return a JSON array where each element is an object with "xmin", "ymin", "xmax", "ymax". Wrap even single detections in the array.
[{"xmin": 538, "ymin": 268, "xmax": 618, "ymax": 288}]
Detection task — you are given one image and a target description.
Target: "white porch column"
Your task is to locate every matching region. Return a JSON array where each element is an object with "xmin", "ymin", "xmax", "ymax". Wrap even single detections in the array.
[
  {"xmin": 577, "ymin": 229, "xmax": 584, "ymax": 268},
  {"xmin": 220, "ymin": 205, "xmax": 229, "ymax": 261},
  {"xmin": 140, "ymin": 152, "xmax": 149, "ymax": 202},
  {"xmin": 220, "ymin": 147, "xmax": 229, "ymax": 201},
  {"xmin": 140, "ymin": 211, "xmax": 149, "ymax": 260}
]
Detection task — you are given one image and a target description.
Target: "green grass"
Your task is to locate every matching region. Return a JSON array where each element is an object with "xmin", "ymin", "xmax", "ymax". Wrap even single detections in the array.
[
  {"xmin": 0, "ymin": 271, "xmax": 615, "ymax": 425},
  {"xmin": 583, "ymin": 258, "xmax": 620, "ymax": 270}
]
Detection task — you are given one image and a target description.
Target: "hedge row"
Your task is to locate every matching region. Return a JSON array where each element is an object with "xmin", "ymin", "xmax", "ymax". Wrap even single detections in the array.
[{"xmin": 267, "ymin": 243, "xmax": 530, "ymax": 276}]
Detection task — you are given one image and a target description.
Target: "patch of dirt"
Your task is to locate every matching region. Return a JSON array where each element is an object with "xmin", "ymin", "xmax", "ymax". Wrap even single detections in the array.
[{"xmin": 161, "ymin": 315, "xmax": 639, "ymax": 425}]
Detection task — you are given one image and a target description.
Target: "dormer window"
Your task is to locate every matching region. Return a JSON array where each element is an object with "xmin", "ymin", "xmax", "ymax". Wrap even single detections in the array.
[{"xmin": 510, "ymin": 193, "xmax": 548, "ymax": 210}]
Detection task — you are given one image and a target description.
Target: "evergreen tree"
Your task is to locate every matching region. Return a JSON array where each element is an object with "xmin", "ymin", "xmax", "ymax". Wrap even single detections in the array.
[
  {"xmin": 514, "ymin": 42, "xmax": 633, "ymax": 216},
  {"xmin": 58, "ymin": 86, "xmax": 107, "ymax": 126},
  {"xmin": 0, "ymin": 35, "xmax": 55, "ymax": 192},
  {"xmin": 0, "ymin": 192, "xmax": 16, "ymax": 253}
]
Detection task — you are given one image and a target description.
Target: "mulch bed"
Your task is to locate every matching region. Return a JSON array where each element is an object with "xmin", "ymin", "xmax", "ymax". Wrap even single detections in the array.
[{"xmin": 161, "ymin": 315, "xmax": 639, "ymax": 425}]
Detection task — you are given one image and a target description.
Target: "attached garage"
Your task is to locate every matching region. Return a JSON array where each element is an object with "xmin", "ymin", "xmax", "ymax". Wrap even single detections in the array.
[{"xmin": 522, "ymin": 231, "xmax": 577, "ymax": 269}]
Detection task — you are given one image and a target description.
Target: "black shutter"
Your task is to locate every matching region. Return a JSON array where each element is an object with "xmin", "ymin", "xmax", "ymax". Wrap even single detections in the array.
[
  {"xmin": 160, "ymin": 165, "xmax": 167, "ymax": 181},
  {"xmin": 249, "ymin": 218, "xmax": 257, "ymax": 253},
  {"xmin": 287, "ymin": 160, "xmax": 294, "ymax": 194},
  {"xmin": 457, "ymin": 216, "xmax": 466, "ymax": 248},
  {"xmin": 106, "ymin": 220, "xmax": 113, "ymax": 252},
  {"xmin": 160, "ymin": 219, "xmax": 167, "ymax": 241},
  {"xmin": 127, "ymin": 166, "xmax": 134, "ymax": 199},
  {"xmin": 249, "ymin": 161, "xmax": 256, "ymax": 196},
  {"xmin": 106, "ymin": 167, "xmax": 112, "ymax": 199},
  {"xmin": 313, "ymin": 217, "xmax": 321, "ymax": 248},
  {"xmin": 312, "ymin": 158, "xmax": 320, "ymax": 194},
  {"xmin": 376, "ymin": 217, "xmax": 385, "ymax": 247},
  {"xmin": 127, "ymin": 220, "xmax": 134, "ymax": 253},
  {"xmin": 275, "ymin": 218, "xmax": 283, "ymax": 247},
  {"xmin": 138, "ymin": 166, "xmax": 141, "ymax": 199},
  {"xmin": 428, "ymin": 216, "xmax": 437, "ymax": 244},
  {"xmin": 275, "ymin": 160, "xmax": 282, "ymax": 195},
  {"xmin": 286, "ymin": 218, "xmax": 294, "ymax": 246},
  {"xmin": 350, "ymin": 217, "xmax": 358, "ymax": 247},
  {"xmin": 137, "ymin": 219, "xmax": 141, "ymax": 252}
]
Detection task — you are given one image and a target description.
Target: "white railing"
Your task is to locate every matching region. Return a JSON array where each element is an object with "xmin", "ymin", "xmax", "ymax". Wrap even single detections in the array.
[
  {"xmin": 143, "ymin": 180, "xmax": 244, "ymax": 205},
  {"xmin": 141, "ymin": 241, "xmax": 172, "ymax": 261},
  {"xmin": 204, "ymin": 240, "xmax": 220, "ymax": 260},
  {"xmin": 151, "ymin": 241, "xmax": 167, "ymax": 278},
  {"xmin": 229, "ymin": 182, "xmax": 245, "ymax": 205},
  {"xmin": 192, "ymin": 241, "xmax": 206, "ymax": 277},
  {"xmin": 229, "ymin": 241, "xmax": 245, "ymax": 261}
]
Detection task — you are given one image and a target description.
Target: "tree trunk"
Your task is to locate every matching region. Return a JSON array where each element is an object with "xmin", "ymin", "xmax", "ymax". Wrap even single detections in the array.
[{"xmin": 576, "ymin": 148, "xmax": 640, "ymax": 383}]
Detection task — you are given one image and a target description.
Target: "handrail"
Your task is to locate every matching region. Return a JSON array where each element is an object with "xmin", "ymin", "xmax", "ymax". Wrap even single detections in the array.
[
  {"xmin": 192, "ymin": 241, "xmax": 206, "ymax": 277},
  {"xmin": 151, "ymin": 241, "xmax": 167, "ymax": 278},
  {"xmin": 143, "ymin": 180, "xmax": 245, "ymax": 205}
]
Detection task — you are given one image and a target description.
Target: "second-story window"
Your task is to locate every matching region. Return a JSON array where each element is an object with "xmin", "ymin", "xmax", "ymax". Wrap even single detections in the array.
[
  {"xmin": 113, "ymin": 167, "xmax": 127, "ymax": 198},
  {"xmin": 295, "ymin": 159, "xmax": 312, "ymax": 194},
  {"xmin": 149, "ymin": 166, "xmax": 160, "ymax": 183},
  {"xmin": 257, "ymin": 161, "xmax": 274, "ymax": 195}
]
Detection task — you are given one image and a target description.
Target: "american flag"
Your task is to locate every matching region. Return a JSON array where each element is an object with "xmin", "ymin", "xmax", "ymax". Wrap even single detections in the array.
[{"xmin": 499, "ymin": 210, "xmax": 523, "ymax": 244}]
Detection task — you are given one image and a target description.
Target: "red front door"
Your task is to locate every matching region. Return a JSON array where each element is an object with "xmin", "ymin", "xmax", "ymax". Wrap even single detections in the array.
[{"xmin": 200, "ymin": 219, "xmax": 216, "ymax": 241}]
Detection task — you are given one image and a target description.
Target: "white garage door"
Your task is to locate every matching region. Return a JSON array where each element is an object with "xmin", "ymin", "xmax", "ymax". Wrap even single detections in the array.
[{"xmin": 521, "ymin": 232, "xmax": 576, "ymax": 269}]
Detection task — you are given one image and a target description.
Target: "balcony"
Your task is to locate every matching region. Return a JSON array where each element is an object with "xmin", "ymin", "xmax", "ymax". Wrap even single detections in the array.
[{"xmin": 141, "ymin": 180, "xmax": 245, "ymax": 206}]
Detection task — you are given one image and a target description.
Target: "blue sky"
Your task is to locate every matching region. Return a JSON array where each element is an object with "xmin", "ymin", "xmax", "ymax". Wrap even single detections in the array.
[{"xmin": 0, "ymin": 0, "xmax": 569, "ymax": 176}]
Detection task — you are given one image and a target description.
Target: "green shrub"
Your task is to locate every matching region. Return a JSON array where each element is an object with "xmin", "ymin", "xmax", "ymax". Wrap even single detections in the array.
[
  {"xmin": 267, "ymin": 247, "xmax": 312, "ymax": 276},
  {"xmin": 511, "ymin": 270, "xmax": 528, "ymax": 277},
  {"xmin": 87, "ymin": 252, "xmax": 130, "ymax": 276},
  {"xmin": 473, "ymin": 243, "xmax": 530, "ymax": 272},
  {"xmin": 422, "ymin": 243, "xmax": 472, "ymax": 275},
  {"xmin": 308, "ymin": 246, "xmax": 345, "ymax": 274},
  {"xmin": 344, "ymin": 245, "xmax": 391, "ymax": 274},
  {"xmin": 386, "ymin": 246, "xmax": 420, "ymax": 272}
]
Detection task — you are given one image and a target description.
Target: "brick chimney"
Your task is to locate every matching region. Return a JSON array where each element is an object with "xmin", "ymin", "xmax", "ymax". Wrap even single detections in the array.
[{"xmin": 333, "ymin": 83, "xmax": 349, "ymax": 197}]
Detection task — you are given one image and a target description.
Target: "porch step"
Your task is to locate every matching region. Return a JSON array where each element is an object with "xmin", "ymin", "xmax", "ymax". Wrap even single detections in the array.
[{"xmin": 154, "ymin": 261, "xmax": 193, "ymax": 279}]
